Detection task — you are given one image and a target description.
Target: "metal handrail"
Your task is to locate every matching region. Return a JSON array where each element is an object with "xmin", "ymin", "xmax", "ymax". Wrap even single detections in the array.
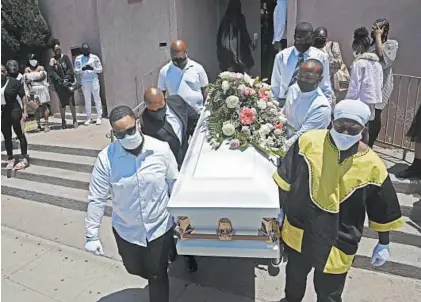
[{"xmin": 376, "ymin": 74, "xmax": 420, "ymax": 159}]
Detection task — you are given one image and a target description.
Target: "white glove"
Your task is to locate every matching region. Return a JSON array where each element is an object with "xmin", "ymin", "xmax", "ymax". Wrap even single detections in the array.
[
  {"xmin": 85, "ymin": 240, "xmax": 104, "ymax": 255},
  {"xmin": 276, "ymin": 208, "xmax": 285, "ymax": 227},
  {"xmin": 371, "ymin": 243, "xmax": 390, "ymax": 267}
]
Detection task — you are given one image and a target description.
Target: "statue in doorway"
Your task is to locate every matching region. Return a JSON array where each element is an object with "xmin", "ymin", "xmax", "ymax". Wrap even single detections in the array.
[{"xmin": 217, "ymin": 0, "xmax": 255, "ymax": 73}]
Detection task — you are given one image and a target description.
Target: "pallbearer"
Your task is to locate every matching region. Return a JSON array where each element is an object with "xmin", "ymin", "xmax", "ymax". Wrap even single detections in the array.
[{"xmin": 274, "ymin": 99, "xmax": 404, "ymax": 302}]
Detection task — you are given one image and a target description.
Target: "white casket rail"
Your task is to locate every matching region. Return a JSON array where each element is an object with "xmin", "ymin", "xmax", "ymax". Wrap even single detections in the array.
[{"xmin": 168, "ymin": 111, "xmax": 281, "ymax": 259}]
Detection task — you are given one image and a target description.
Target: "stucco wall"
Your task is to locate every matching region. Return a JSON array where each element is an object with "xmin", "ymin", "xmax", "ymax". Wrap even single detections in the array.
[
  {"xmin": 175, "ymin": 0, "xmax": 219, "ymax": 81},
  {"xmin": 96, "ymin": 0, "xmax": 176, "ymax": 111},
  {"xmin": 296, "ymin": 0, "xmax": 421, "ymax": 76},
  {"xmin": 39, "ymin": 0, "xmax": 102, "ymax": 111}
]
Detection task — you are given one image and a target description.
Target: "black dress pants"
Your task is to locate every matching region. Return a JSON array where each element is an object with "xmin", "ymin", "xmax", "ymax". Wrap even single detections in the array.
[
  {"xmin": 285, "ymin": 248, "xmax": 347, "ymax": 302},
  {"xmin": 368, "ymin": 109, "xmax": 382, "ymax": 148},
  {"xmin": 1, "ymin": 108, "xmax": 28, "ymax": 159},
  {"xmin": 113, "ymin": 228, "xmax": 173, "ymax": 302}
]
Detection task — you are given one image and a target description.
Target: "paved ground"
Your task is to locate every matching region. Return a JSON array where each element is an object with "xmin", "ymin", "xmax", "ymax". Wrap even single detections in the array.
[{"xmin": 1, "ymin": 112, "xmax": 421, "ymax": 301}]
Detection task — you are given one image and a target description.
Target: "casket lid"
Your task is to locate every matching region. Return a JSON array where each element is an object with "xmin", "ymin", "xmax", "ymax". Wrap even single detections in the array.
[{"xmin": 168, "ymin": 112, "xmax": 279, "ymax": 211}]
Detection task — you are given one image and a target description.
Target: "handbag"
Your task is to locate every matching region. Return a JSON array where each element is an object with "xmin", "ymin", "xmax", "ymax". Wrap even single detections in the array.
[
  {"xmin": 63, "ymin": 77, "xmax": 82, "ymax": 93},
  {"xmin": 330, "ymin": 42, "xmax": 350, "ymax": 92}
]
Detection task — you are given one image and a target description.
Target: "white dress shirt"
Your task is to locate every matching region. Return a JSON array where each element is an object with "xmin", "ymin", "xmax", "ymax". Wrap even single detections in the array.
[
  {"xmin": 284, "ymin": 83, "xmax": 331, "ymax": 149},
  {"xmin": 166, "ymin": 106, "xmax": 183, "ymax": 143},
  {"xmin": 85, "ymin": 135, "xmax": 178, "ymax": 247},
  {"xmin": 158, "ymin": 59, "xmax": 209, "ymax": 113},
  {"xmin": 271, "ymin": 46, "xmax": 332, "ymax": 104},
  {"xmin": 272, "ymin": 0, "xmax": 287, "ymax": 43}
]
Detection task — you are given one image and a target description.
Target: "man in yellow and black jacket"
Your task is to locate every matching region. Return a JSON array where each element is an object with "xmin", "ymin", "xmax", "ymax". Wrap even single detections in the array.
[{"xmin": 273, "ymin": 99, "xmax": 404, "ymax": 302}]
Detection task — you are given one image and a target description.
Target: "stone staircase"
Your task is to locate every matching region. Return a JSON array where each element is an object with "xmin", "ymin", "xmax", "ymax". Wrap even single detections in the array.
[{"xmin": 1, "ymin": 119, "xmax": 421, "ymax": 296}]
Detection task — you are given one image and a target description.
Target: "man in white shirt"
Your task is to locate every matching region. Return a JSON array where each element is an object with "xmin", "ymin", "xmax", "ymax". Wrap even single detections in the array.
[
  {"xmin": 284, "ymin": 59, "xmax": 331, "ymax": 150},
  {"xmin": 158, "ymin": 40, "xmax": 209, "ymax": 113},
  {"xmin": 84, "ymin": 105, "xmax": 178, "ymax": 302},
  {"xmin": 271, "ymin": 22, "xmax": 332, "ymax": 107},
  {"xmin": 74, "ymin": 43, "xmax": 103, "ymax": 125},
  {"xmin": 273, "ymin": 0, "xmax": 287, "ymax": 51}
]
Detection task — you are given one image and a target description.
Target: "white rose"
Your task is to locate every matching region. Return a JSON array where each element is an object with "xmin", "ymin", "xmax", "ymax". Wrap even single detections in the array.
[
  {"xmin": 243, "ymin": 73, "xmax": 254, "ymax": 86},
  {"xmin": 225, "ymin": 95, "xmax": 239, "ymax": 109},
  {"xmin": 278, "ymin": 115, "xmax": 287, "ymax": 124},
  {"xmin": 267, "ymin": 101, "xmax": 275, "ymax": 108},
  {"xmin": 266, "ymin": 123, "xmax": 274, "ymax": 130},
  {"xmin": 238, "ymin": 84, "xmax": 247, "ymax": 93},
  {"xmin": 222, "ymin": 122, "xmax": 236, "ymax": 136},
  {"xmin": 220, "ymin": 71, "xmax": 231, "ymax": 80},
  {"xmin": 221, "ymin": 80, "xmax": 230, "ymax": 92},
  {"xmin": 273, "ymin": 100, "xmax": 279, "ymax": 107},
  {"xmin": 257, "ymin": 100, "xmax": 267, "ymax": 110},
  {"xmin": 241, "ymin": 126, "xmax": 251, "ymax": 136},
  {"xmin": 274, "ymin": 129, "xmax": 283, "ymax": 136},
  {"xmin": 235, "ymin": 73, "xmax": 244, "ymax": 79},
  {"xmin": 259, "ymin": 124, "xmax": 271, "ymax": 136}
]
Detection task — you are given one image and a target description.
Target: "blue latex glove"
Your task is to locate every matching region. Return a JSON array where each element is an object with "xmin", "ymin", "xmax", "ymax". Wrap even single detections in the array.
[{"xmin": 371, "ymin": 243, "xmax": 390, "ymax": 267}]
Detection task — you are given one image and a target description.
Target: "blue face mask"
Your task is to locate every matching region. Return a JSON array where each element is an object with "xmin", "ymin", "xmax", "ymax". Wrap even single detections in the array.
[{"xmin": 330, "ymin": 128, "xmax": 362, "ymax": 151}]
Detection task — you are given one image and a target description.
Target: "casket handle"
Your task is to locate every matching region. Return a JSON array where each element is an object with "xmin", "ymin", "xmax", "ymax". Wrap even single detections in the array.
[
  {"xmin": 217, "ymin": 218, "xmax": 234, "ymax": 241},
  {"xmin": 258, "ymin": 218, "xmax": 281, "ymax": 242},
  {"xmin": 174, "ymin": 216, "xmax": 195, "ymax": 240}
]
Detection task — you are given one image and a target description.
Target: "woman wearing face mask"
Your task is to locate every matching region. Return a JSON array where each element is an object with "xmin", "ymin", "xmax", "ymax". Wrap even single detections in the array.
[
  {"xmin": 313, "ymin": 27, "xmax": 348, "ymax": 103},
  {"xmin": 217, "ymin": 0, "xmax": 255, "ymax": 73},
  {"xmin": 346, "ymin": 27, "xmax": 383, "ymax": 144},
  {"xmin": 23, "ymin": 54, "xmax": 51, "ymax": 132},
  {"xmin": 49, "ymin": 43, "xmax": 78, "ymax": 129},
  {"xmin": 273, "ymin": 99, "xmax": 403, "ymax": 302}
]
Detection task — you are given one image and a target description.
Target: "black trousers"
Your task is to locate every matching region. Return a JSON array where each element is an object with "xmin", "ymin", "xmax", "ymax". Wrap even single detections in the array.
[
  {"xmin": 368, "ymin": 109, "xmax": 382, "ymax": 148},
  {"xmin": 113, "ymin": 228, "xmax": 173, "ymax": 302},
  {"xmin": 285, "ymin": 248, "xmax": 347, "ymax": 302},
  {"xmin": 1, "ymin": 108, "xmax": 28, "ymax": 159}
]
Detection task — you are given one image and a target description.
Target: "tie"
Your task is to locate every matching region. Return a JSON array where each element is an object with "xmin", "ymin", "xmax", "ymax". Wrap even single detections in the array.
[{"xmin": 288, "ymin": 53, "xmax": 305, "ymax": 87}]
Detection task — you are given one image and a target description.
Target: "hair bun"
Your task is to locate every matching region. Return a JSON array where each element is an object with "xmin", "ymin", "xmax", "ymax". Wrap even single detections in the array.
[{"xmin": 354, "ymin": 27, "xmax": 369, "ymax": 40}]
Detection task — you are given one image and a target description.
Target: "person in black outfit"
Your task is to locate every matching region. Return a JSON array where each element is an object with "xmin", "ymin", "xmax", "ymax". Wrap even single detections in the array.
[
  {"xmin": 49, "ymin": 43, "xmax": 78, "ymax": 129},
  {"xmin": 217, "ymin": 0, "xmax": 255, "ymax": 73},
  {"xmin": 141, "ymin": 86, "xmax": 200, "ymax": 272},
  {"xmin": 1, "ymin": 64, "xmax": 29, "ymax": 170}
]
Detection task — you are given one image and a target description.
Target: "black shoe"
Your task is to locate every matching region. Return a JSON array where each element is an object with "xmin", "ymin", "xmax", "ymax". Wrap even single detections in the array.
[
  {"xmin": 184, "ymin": 256, "xmax": 198, "ymax": 273},
  {"xmin": 62, "ymin": 122, "xmax": 67, "ymax": 129}
]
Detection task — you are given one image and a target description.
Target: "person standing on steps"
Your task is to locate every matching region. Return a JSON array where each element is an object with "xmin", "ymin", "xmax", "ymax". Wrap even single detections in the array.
[
  {"xmin": 74, "ymin": 43, "xmax": 103, "ymax": 125},
  {"xmin": 85, "ymin": 105, "xmax": 178, "ymax": 302},
  {"xmin": 141, "ymin": 86, "xmax": 200, "ymax": 272},
  {"xmin": 49, "ymin": 43, "xmax": 78, "ymax": 129},
  {"xmin": 158, "ymin": 40, "xmax": 209, "ymax": 114},
  {"xmin": 1, "ymin": 64, "xmax": 29, "ymax": 170},
  {"xmin": 24, "ymin": 54, "xmax": 51, "ymax": 132},
  {"xmin": 368, "ymin": 19, "xmax": 399, "ymax": 148}
]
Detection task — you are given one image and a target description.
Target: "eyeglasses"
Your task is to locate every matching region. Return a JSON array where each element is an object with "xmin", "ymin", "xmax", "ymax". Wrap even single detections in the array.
[
  {"xmin": 333, "ymin": 122, "xmax": 363, "ymax": 136},
  {"xmin": 113, "ymin": 125, "xmax": 137, "ymax": 139}
]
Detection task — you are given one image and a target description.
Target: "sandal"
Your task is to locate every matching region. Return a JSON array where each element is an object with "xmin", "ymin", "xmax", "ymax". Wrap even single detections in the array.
[
  {"xmin": 44, "ymin": 125, "xmax": 50, "ymax": 133},
  {"xmin": 14, "ymin": 157, "xmax": 29, "ymax": 170},
  {"xmin": 6, "ymin": 158, "xmax": 15, "ymax": 170}
]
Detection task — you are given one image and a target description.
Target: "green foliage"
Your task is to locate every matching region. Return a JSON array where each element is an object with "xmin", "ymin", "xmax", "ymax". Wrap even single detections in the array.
[{"xmin": 1, "ymin": 0, "xmax": 51, "ymax": 62}]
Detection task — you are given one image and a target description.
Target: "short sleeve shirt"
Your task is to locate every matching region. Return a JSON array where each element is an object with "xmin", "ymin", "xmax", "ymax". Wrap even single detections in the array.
[{"xmin": 158, "ymin": 59, "xmax": 208, "ymax": 113}]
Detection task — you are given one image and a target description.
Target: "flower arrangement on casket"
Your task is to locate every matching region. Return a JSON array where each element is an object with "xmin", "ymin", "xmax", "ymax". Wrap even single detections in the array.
[{"xmin": 205, "ymin": 71, "xmax": 288, "ymax": 157}]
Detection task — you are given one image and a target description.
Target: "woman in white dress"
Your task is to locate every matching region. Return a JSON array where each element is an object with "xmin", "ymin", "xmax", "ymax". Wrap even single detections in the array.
[{"xmin": 23, "ymin": 54, "xmax": 51, "ymax": 132}]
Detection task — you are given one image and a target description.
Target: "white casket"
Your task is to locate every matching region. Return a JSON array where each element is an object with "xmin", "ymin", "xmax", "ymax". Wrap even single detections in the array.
[{"xmin": 168, "ymin": 112, "xmax": 281, "ymax": 259}]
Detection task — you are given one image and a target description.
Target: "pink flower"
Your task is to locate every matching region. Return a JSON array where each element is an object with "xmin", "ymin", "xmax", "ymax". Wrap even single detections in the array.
[
  {"xmin": 229, "ymin": 139, "xmax": 241, "ymax": 149},
  {"xmin": 244, "ymin": 87, "xmax": 256, "ymax": 96},
  {"xmin": 240, "ymin": 107, "xmax": 256, "ymax": 125},
  {"xmin": 258, "ymin": 90, "xmax": 270, "ymax": 101},
  {"xmin": 275, "ymin": 123, "xmax": 284, "ymax": 131}
]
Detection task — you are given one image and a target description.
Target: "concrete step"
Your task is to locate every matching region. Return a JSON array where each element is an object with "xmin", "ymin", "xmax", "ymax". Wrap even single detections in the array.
[
  {"xmin": 2, "ymin": 196, "xmax": 421, "ymax": 286},
  {"xmin": 1, "ymin": 149, "xmax": 95, "ymax": 173},
  {"xmin": 1, "ymin": 163, "xmax": 91, "ymax": 190}
]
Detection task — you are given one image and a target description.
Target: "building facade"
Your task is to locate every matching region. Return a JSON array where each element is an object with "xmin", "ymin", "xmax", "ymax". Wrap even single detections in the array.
[{"xmin": 39, "ymin": 0, "xmax": 421, "ymax": 112}]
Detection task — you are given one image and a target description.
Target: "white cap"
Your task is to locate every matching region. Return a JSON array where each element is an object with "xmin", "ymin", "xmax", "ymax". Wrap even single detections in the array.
[{"xmin": 333, "ymin": 99, "xmax": 371, "ymax": 126}]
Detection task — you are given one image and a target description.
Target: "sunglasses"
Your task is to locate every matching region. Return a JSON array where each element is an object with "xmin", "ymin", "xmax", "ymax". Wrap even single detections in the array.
[
  {"xmin": 113, "ymin": 125, "xmax": 137, "ymax": 139},
  {"xmin": 333, "ymin": 122, "xmax": 363, "ymax": 136}
]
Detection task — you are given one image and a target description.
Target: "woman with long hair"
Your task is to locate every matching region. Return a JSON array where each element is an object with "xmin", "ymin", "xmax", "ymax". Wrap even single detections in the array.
[
  {"xmin": 217, "ymin": 0, "xmax": 255, "ymax": 73},
  {"xmin": 23, "ymin": 54, "xmax": 51, "ymax": 132},
  {"xmin": 346, "ymin": 27, "xmax": 383, "ymax": 144}
]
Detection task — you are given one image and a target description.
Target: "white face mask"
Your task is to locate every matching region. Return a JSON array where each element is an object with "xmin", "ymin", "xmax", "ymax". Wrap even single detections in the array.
[
  {"xmin": 330, "ymin": 128, "xmax": 362, "ymax": 151},
  {"xmin": 29, "ymin": 60, "xmax": 38, "ymax": 67},
  {"xmin": 118, "ymin": 131, "xmax": 143, "ymax": 150}
]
